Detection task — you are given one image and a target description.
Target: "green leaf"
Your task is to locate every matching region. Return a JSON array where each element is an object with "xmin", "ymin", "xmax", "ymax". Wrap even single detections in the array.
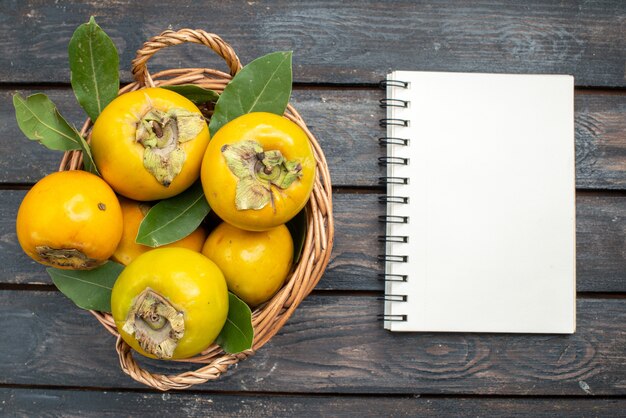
[
  {"xmin": 216, "ymin": 292, "xmax": 254, "ymax": 354},
  {"xmin": 13, "ymin": 93, "xmax": 83, "ymax": 151},
  {"xmin": 47, "ymin": 261, "xmax": 124, "ymax": 313},
  {"xmin": 78, "ymin": 135, "xmax": 100, "ymax": 175},
  {"xmin": 162, "ymin": 85, "xmax": 219, "ymax": 104},
  {"xmin": 286, "ymin": 208, "xmax": 307, "ymax": 264},
  {"xmin": 209, "ymin": 51, "xmax": 293, "ymax": 137},
  {"xmin": 68, "ymin": 16, "xmax": 119, "ymax": 121},
  {"xmin": 13, "ymin": 92, "xmax": 100, "ymax": 175},
  {"xmin": 136, "ymin": 182, "xmax": 210, "ymax": 247}
]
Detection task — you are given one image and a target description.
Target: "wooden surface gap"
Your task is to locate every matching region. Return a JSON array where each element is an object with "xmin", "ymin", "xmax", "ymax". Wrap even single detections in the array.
[
  {"xmin": 0, "ymin": 183, "xmax": 34, "ymax": 190},
  {"xmin": 1, "ymin": 81, "xmax": 384, "ymax": 91},
  {"xmin": 572, "ymin": 86, "xmax": 626, "ymax": 95},
  {"xmin": 332, "ymin": 185, "xmax": 382, "ymax": 194},
  {"xmin": 2, "ymin": 383, "xmax": 626, "ymax": 400},
  {"xmin": 0, "ymin": 283, "xmax": 57, "ymax": 292},
  {"xmin": 4, "ymin": 185, "xmax": 626, "ymax": 195},
  {"xmin": 310, "ymin": 289, "xmax": 381, "ymax": 297},
  {"xmin": 577, "ymin": 189, "xmax": 626, "ymax": 197},
  {"xmin": 576, "ymin": 292, "xmax": 626, "ymax": 300},
  {"xmin": 5, "ymin": 83, "xmax": 626, "ymax": 94},
  {"xmin": 3, "ymin": 283, "xmax": 624, "ymax": 300}
]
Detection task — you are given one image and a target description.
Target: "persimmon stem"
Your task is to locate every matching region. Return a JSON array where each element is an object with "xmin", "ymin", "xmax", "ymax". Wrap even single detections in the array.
[
  {"xmin": 221, "ymin": 139, "xmax": 303, "ymax": 210},
  {"xmin": 122, "ymin": 288, "xmax": 185, "ymax": 359},
  {"xmin": 135, "ymin": 106, "xmax": 204, "ymax": 187},
  {"xmin": 35, "ymin": 246, "xmax": 101, "ymax": 269}
]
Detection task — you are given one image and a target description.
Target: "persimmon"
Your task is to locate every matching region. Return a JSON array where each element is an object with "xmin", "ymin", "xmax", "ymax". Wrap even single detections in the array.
[
  {"xmin": 201, "ymin": 112, "xmax": 315, "ymax": 231},
  {"xmin": 91, "ymin": 87, "xmax": 210, "ymax": 201},
  {"xmin": 16, "ymin": 170, "xmax": 123, "ymax": 269},
  {"xmin": 111, "ymin": 248, "xmax": 228, "ymax": 359}
]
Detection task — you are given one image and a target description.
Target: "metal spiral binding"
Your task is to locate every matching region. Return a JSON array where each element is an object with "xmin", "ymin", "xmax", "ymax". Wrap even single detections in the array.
[
  {"xmin": 378, "ymin": 273, "xmax": 408, "ymax": 282},
  {"xmin": 377, "ymin": 314, "xmax": 407, "ymax": 322},
  {"xmin": 378, "ymin": 294, "xmax": 408, "ymax": 302},
  {"xmin": 379, "ymin": 137, "xmax": 409, "ymax": 146},
  {"xmin": 379, "ymin": 77, "xmax": 410, "ymax": 324},
  {"xmin": 379, "ymin": 98, "xmax": 408, "ymax": 108},
  {"xmin": 377, "ymin": 254, "xmax": 408, "ymax": 263},
  {"xmin": 379, "ymin": 79, "xmax": 409, "ymax": 89},
  {"xmin": 379, "ymin": 176, "xmax": 408, "ymax": 185},
  {"xmin": 378, "ymin": 215, "xmax": 409, "ymax": 224},
  {"xmin": 378, "ymin": 235, "xmax": 408, "ymax": 243},
  {"xmin": 378, "ymin": 195, "xmax": 409, "ymax": 204},
  {"xmin": 379, "ymin": 118, "xmax": 409, "ymax": 128},
  {"xmin": 378, "ymin": 156, "xmax": 408, "ymax": 166}
]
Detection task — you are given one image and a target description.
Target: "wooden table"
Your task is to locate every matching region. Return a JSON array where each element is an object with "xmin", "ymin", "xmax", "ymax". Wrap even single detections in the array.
[{"xmin": 1, "ymin": 1, "xmax": 625, "ymax": 416}]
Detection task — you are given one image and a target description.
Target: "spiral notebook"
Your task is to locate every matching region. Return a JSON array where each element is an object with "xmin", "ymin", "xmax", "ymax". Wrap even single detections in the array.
[{"xmin": 381, "ymin": 71, "xmax": 576, "ymax": 333}]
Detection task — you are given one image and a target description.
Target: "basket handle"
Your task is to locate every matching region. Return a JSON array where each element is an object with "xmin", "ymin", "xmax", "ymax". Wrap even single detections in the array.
[
  {"xmin": 131, "ymin": 29, "xmax": 243, "ymax": 87},
  {"xmin": 116, "ymin": 336, "xmax": 253, "ymax": 391}
]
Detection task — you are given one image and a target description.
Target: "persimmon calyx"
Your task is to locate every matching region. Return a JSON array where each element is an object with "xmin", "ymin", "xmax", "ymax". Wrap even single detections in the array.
[
  {"xmin": 36, "ymin": 246, "xmax": 102, "ymax": 269},
  {"xmin": 135, "ymin": 107, "xmax": 204, "ymax": 187},
  {"xmin": 221, "ymin": 139, "xmax": 302, "ymax": 210},
  {"xmin": 122, "ymin": 288, "xmax": 185, "ymax": 359}
]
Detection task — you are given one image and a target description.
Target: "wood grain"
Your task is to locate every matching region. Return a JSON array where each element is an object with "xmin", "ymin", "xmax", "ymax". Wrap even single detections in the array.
[
  {"xmin": 2, "ymin": 0, "xmax": 625, "ymax": 410},
  {"xmin": 1, "ymin": 388, "xmax": 624, "ymax": 417},
  {"xmin": 577, "ymin": 192, "xmax": 626, "ymax": 292},
  {"xmin": 0, "ymin": 1, "xmax": 624, "ymax": 86},
  {"xmin": 0, "ymin": 88, "xmax": 381, "ymax": 187},
  {"xmin": 0, "ymin": 291, "xmax": 624, "ymax": 394},
  {"xmin": 3, "ymin": 88, "xmax": 626, "ymax": 189},
  {"xmin": 0, "ymin": 190, "xmax": 386, "ymax": 289},
  {"xmin": 575, "ymin": 93, "xmax": 626, "ymax": 189},
  {"xmin": 2, "ymin": 190, "xmax": 625, "ymax": 292}
]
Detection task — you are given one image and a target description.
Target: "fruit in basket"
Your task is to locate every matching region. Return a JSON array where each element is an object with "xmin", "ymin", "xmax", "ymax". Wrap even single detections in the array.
[
  {"xmin": 111, "ymin": 248, "xmax": 228, "ymax": 359},
  {"xmin": 202, "ymin": 222, "xmax": 293, "ymax": 307},
  {"xmin": 112, "ymin": 197, "xmax": 206, "ymax": 265},
  {"xmin": 91, "ymin": 87, "xmax": 209, "ymax": 201},
  {"xmin": 201, "ymin": 112, "xmax": 315, "ymax": 231},
  {"xmin": 16, "ymin": 170, "xmax": 123, "ymax": 270}
]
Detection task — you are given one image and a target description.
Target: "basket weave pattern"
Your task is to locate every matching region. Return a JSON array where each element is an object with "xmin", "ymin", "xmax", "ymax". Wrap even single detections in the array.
[{"xmin": 58, "ymin": 29, "xmax": 334, "ymax": 391}]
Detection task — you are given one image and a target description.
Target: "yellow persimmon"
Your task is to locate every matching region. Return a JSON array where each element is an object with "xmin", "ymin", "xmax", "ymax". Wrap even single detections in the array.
[
  {"xmin": 201, "ymin": 112, "xmax": 315, "ymax": 231},
  {"xmin": 91, "ymin": 87, "xmax": 210, "ymax": 201},
  {"xmin": 111, "ymin": 248, "xmax": 228, "ymax": 359},
  {"xmin": 16, "ymin": 170, "xmax": 123, "ymax": 269},
  {"xmin": 202, "ymin": 222, "xmax": 293, "ymax": 307}
]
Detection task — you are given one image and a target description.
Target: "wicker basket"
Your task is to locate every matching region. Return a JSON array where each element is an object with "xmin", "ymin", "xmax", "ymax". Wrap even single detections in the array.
[{"xmin": 58, "ymin": 29, "xmax": 334, "ymax": 391}]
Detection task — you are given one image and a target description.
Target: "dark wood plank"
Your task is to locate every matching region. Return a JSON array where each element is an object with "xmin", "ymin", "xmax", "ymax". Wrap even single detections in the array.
[
  {"xmin": 0, "ymin": 88, "xmax": 382, "ymax": 187},
  {"xmin": 577, "ymin": 192, "xmax": 626, "ymax": 292},
  {"xmin": 576, "ymin": 93, "xmax": 626, "ymax": 189},
  {"xmin": 0, "ymin": 291, "xmax": 624, "ymax": 394},
  {"xmin": 3, "ymin": 88, "xmax": 626, "ymax": 189},
  {"xmin": 1, "ymin": 389, "xmax": 625, "ymax": 417},
  {"xmin": 1, "ymin": 1, "xmax": 624, "ymax": 86},
  {"xmin": 0, "ymin": 190, "xmax": 385, "ymax": 289},
  {"xmin": 2, "ymin": 190, "xmax": 625, "ymax": 292}
]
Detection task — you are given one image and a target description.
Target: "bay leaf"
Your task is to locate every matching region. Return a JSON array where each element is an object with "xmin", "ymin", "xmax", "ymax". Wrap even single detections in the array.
[
  {"xmin": 209, "ymin": 51, "xmax": 292, "ymax": 137},
  {"xmin": 78, "ymin": 134, "xmax": 100, "ymax": 175},
  {"xmin": 162, "ymin": 85, "xmax": 219, "ymax": 104},
  {"xmin": 136, "ymin": 181, "xmax": 210, "ymax": 247},
  {"xmin": 13, "ymin": 93, "xmax": 83, "ymax": 151},
  {"xmin": 68, "ymin": 16, "xmax": 119, "ymax": 122},
  {"xmin": 13, "ymin": 92, "xmax": 100, "ymax": 175},
  {"xmin": 286, "ymin": 208, "xmax": 308, "ymax": 264},
  {"xmin": 216, "ymin": 292, "xmax": 254, "ymax": 354},
  {"xmin": 47, "ymin": 261, "xmax": 124, "ymax": 313}
]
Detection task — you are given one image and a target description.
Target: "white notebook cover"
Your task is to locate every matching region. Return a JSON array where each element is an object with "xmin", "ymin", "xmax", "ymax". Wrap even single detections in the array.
[{"xmin": 383, "ymin": 71, "xmax": 576, "ymax": 333}]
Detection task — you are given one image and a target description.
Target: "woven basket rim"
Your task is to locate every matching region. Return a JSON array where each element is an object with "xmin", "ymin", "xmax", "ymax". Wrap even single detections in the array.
[{"xmin": 58, "ymin": 29, "xmax": 335, "ymax": 391}]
